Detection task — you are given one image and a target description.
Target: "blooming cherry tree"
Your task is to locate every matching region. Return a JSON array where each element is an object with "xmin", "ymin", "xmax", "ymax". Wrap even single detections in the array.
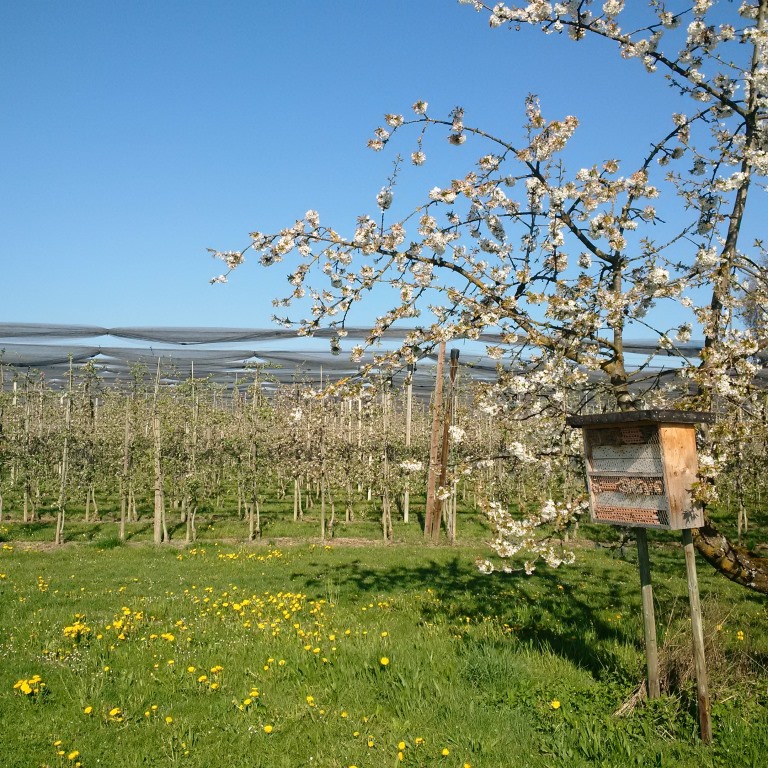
[{"xmin": 212, "ymin": 1, "xmax": 768, "ymax": 590}]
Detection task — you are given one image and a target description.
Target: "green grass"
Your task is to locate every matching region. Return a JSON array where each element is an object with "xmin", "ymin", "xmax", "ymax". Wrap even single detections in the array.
[{"xmin": 1, "ymin": 541, "xmax": 766, "ymax": 768}]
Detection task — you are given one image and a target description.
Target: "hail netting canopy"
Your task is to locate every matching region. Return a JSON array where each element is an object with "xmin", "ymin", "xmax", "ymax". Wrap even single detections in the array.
[
  {"xmin": 0, "ymin": 323, "xmax": 765, "ymax": 396},
  {"xmin": 0, "ymin": 323, "xmax": 500, "ymax": 395}
]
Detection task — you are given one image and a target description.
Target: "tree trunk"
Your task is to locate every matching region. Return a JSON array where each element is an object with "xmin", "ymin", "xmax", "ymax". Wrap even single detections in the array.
[
  {"xmin": 185, "ymin": 504, "xmax": 197, "ymax": 544},
  {"xmin": 23, "ymin": 484, "xmax": 31, "ymax": 523},
  {"xmin": 248, "ymin": 496, "xmax": 261, "ymax": 541},
  {"xmin": 693, "ymin": 516, "xmax": 768, "ymax": 594}
]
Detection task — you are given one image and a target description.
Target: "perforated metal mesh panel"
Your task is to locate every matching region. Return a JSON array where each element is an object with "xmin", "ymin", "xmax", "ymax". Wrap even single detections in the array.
[{"xmin": 591, "ymin": 444, "xmax": 664, "ymax": 475}]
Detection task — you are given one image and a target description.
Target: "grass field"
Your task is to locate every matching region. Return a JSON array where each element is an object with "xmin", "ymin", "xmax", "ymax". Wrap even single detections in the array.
[{"xmin": 1, "ymin": 537, "xmax": 766, "ymax": 768}]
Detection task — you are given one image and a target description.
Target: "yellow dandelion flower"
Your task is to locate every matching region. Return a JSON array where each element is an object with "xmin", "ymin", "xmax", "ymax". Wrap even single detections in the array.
[
  {"xmin": 380, "ymin": 656, "xmax": 390, "ymax": 666},
  {"xmin": 83, "ymin": 706, "xmax": 93, "ymax": 715},
  {"xmin": 441, "ymin": 747, "xmax": 450, "ymax": 756},
  {"xmin": 263, "ymin": 724, "xmax": 273, "ymax": 734},
  {"xmin": 398, "ymin": 741, "xmax": 406, "ymax": 750},
  {"xmin": 165, "ymin": 716, "xmax": 173, "ymax": 724},
  {"xmin": 550, "ymin": 699, "xmax": 561, "ymax": 709}
]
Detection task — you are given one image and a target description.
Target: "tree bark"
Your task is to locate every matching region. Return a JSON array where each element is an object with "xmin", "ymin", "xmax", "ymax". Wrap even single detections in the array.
[{"xmin": 693, "ymin": 516, "xmax": 768, "ymax": 594}]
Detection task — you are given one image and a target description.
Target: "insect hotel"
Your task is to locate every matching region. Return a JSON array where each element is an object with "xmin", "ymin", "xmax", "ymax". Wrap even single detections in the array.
[
  {"xmin": 567, "ymin": 409, "xmax": 715, "ymax": 743},
  {"xmin": 567, "ymin": 410, "xmax": 714, "ymax": 530}
]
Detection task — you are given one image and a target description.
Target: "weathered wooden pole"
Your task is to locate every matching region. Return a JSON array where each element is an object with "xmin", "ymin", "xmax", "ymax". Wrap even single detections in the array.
[
  {"xmin": 424, "ymin": 342, "xmax": 446, "ymax": 538},
  {"xmin": 635, "ymin": 528, "xmax": 660, "ymax": 698},
  {"xmin": 152, "ymin": 359, "xmax": 166, "ymax": 545},
  {"xmin": 432, "ymin": 349, "xmax": 459, "ymax": 543},
  {"xmin": 381, "ymin": 378, "xmax": 393, "ymax": 542},
  {"xmin": 55, "ymin": 369, "xmax": 72, "ymax": 547},
  {"xmin": 120, "ymin": 396, "xmax": 131, "ymax": 541},
  {"xmin": 152, "ymin": 413, "xmax": 165, "ymax": 546},
  {"xmin": 402, "ymin": 364, "xmax": 414, "ymax": 524},
  {"xmin": 448, "ymin": 350, "xmax": 460, "ymax": 542},
  {"xmin": 682, "ymin": 527, "xmax": 712, "ymax": 743}
]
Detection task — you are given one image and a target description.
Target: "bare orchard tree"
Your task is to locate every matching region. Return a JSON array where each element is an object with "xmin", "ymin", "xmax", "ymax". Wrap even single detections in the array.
[{"xmin": 212, "ymin": 1, "xmax": 768, "ymax": 590}]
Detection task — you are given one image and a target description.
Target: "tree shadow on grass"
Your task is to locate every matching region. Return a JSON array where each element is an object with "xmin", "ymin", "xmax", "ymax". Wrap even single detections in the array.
[
  {"xmin": 293, "ymin": 554, "xmax": 648, "ymax": 682},
  {"xmin": 124, "ymin": 523, "xmax": 153, "ymax": 541},
  {"xmin": 1, "ymin": 520, "xmax": 54, "ymax": 540}
]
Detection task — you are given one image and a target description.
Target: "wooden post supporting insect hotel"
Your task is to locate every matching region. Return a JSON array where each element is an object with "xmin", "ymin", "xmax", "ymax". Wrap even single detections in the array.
[{"xmin": 566, "ymin": 410, "xmax": 715, "ymax": 743}]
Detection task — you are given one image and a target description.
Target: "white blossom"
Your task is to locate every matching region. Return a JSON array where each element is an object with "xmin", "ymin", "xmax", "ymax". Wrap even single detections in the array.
[{"xmin": 377, "ymin": 187, "xmax": 394, "ymax": 211}]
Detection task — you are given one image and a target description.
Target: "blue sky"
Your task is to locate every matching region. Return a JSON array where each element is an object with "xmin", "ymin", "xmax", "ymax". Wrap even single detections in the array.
[{"xmin": 0, "ymin": 1, "xmax": 744, "ymax": 334}]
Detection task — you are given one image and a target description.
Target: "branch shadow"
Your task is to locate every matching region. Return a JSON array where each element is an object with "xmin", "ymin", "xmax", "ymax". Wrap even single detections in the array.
[{"xmin": 292, "ymin": 553, "xmax": 646, "ymax": 683}]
